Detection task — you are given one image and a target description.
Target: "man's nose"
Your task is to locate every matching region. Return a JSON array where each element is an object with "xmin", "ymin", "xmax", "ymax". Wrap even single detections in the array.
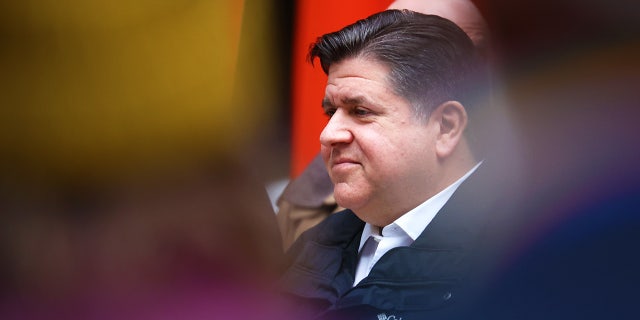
[{"xmin": 320, "ymin": 110, "xmax": 353, "ymax": 147}]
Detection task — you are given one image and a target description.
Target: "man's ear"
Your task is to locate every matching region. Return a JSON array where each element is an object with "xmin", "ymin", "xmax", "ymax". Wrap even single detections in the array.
[{"xmin": 433, "ymin": 101, "xmax": 468, "ymax": 159}]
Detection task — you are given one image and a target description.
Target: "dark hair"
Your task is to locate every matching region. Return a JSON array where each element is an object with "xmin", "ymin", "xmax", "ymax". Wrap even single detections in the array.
[{"xmin": 308, "ymin": 9, "xmax": 489, "ymax": 121}]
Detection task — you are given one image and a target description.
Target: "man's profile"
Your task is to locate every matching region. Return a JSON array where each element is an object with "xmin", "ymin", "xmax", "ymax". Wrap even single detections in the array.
[{"xmin": 279, "ymin": 9, "xmax": 503, "ymax": 319}]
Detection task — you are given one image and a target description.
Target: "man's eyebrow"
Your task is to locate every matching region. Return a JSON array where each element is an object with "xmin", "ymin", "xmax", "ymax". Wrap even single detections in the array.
[
  {"xmin": 341, "ymin": 96, "xmax": 367, "ymax": 106},
  {"xmin": 321, "ymin": 96, "xmax": 368, "ymax": 109}
]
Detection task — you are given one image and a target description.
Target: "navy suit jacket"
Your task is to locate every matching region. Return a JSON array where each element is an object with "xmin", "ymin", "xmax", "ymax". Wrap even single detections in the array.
[{"xmin": 279, "ymin": 165, "xmax": 513, "ymax": 319}]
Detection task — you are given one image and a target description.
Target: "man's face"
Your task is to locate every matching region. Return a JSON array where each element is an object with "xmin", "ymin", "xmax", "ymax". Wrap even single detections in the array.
[{"xmin": 320, "ymin": 57, "xmax": 439, "ymax": 226}]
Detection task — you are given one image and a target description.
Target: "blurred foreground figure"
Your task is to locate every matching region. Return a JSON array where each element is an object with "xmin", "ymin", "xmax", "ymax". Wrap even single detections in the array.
[
  {"xmin": 0, "ymin": 1, "xmax": 287, "ymax": 319},
  {"xmin": 464, "ymin": 1, "xmax": 640, "ymax": 319},
  {"xmin": 276, "ymin": 0, "xmax": 497, "ymax": 251}
]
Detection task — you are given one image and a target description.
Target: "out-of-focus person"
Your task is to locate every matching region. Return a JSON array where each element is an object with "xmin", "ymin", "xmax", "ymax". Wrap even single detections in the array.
[
  {"xmin": 388, "ymin": 0, "xmax": 488, "ymax": 48},
  {"xmin": 0, "ymin": 1, "xmax": 288, "ymax": 319},
  {"xmin": 462, "ymin": 0, "xmax": 640, "ymax": 319}
]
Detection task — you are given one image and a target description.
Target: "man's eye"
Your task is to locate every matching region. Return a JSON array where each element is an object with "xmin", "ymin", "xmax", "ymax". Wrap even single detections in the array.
[
  {"xmin": 324, "ymin": 108, "xmax": 336, "ymax": 117},
  {"xmin": 353, "ymin": 108, "xmax": 371, "ymax": 116}
]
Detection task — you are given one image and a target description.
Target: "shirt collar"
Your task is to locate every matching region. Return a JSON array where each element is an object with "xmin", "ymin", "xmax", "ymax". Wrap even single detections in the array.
[
  {"xmin": 358, "ymin": 223, "xmax": 380, "ymax": 251},
  {"xmin": 359, "ymin": 162, "xmax": 482, "ymax": 249}
]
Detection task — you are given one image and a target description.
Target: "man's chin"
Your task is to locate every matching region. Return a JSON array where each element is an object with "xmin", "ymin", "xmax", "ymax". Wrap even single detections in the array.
[{"xmin": 333, "ymin": 189, "xmax": 367, "ymax": 212}]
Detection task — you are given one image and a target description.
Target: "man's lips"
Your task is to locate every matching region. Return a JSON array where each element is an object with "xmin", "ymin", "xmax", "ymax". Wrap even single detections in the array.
[
  {"xmin": 332, "ymin": 157, "xmax": 358, "ymax": 165},
  {"xmin": 330, "ymin": 157, "xmax": 360, "ymax": 171}
]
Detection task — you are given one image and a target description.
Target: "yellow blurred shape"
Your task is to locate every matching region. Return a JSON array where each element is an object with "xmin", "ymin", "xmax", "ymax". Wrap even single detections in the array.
[{"xmin": 0, "ymin": 0, "xmax": 276, "ymax": 184}]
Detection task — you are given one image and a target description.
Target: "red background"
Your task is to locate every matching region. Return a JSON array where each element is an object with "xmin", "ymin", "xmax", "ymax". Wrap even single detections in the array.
[{"xmin": 290, "ymin": 0, "xmax": 393, "ymax": 177}]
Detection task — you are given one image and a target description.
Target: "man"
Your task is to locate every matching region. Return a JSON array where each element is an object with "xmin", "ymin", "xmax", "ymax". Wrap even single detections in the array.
[
  {"xmin": 279, "ymin": 9, "xmax": 510, "ymax": 319},
  {"xmin": 276, "ymin": 0, "xmax": 490, "ymax": 251}
]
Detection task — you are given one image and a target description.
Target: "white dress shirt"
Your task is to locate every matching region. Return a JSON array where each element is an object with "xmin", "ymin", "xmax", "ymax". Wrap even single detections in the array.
[{"xmin": 353, "ymin": 162, "xmax": 482, "ymax": 286}]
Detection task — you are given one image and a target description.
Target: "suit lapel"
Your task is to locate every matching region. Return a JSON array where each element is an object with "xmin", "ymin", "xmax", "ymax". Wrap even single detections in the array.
[{"xmin": 280, "ymin": 210, "xmax": 365, "ymax": 302}]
